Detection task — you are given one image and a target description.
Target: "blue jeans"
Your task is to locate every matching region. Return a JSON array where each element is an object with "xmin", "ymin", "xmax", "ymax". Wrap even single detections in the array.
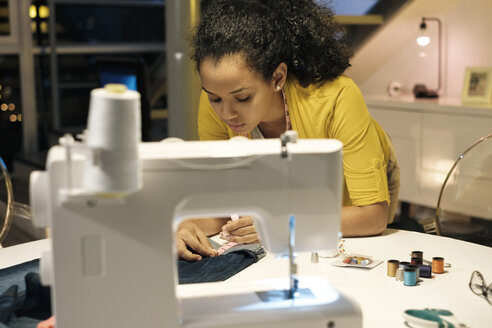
[
  {"xmin": 178, "ymin": 240, "xmax": 265, "ymax": 284},
  {"xmin": 0, "ymin": 242, "xmax": 266, "ymax": 327},
  {"xmin": 0, "ymin": 260, "xmax": 51, "ymax": 328}
]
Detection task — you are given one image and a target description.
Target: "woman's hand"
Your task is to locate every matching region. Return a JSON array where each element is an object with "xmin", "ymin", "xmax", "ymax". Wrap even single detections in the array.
[
  {"xmin": 177, "ymin": 220, "xmax": 218, "ymax": 261},
  {"xmin": 221, "ymin": 216, "xmax": 260, "ymax": 244}
]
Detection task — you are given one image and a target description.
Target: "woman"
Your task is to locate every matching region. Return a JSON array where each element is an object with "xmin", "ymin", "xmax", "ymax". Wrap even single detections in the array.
[{"xmin": 177, "ymin": 0, "xmax": 400, "ymax": 261}]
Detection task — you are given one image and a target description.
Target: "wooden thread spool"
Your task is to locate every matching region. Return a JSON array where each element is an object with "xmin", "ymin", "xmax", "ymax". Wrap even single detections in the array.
[{"xmin": 432, "ymin": 257, "xmax": 444, "ymax": 274}]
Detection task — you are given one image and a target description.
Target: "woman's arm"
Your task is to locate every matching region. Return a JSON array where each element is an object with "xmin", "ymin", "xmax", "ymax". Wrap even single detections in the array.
[
  {"xmin": 326, "ymin": 79, "xmax": 392, "ymax": 237},
  {"xmin": 341, "ymin": 201, "xmax": 389, "ymax": 237}
]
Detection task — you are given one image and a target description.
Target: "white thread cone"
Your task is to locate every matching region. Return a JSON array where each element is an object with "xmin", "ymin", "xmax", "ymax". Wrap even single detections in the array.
[{"xmin": 83, "ymin": 84, "xmax": 142, "ymax": 195}]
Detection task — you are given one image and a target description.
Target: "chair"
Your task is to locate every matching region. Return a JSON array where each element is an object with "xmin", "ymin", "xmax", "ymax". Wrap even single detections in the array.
[
  {"xmin": 0, "ymin": 156, "xmax": 14, "ymax": 247},
  {"xmin": 419, "ymin": 134, "xmax": 492, "ymax": 246},
  {"xmin": 0, "ymin": 156, "xmax": 32, "ymax": 248}
]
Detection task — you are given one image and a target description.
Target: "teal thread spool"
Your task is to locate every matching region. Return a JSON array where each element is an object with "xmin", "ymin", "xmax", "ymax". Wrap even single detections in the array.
[
  {"xmin": 408, "ymin": 264, "xmax": 420, "ymax": 280},
  {"xmin": 404, "ymin": 267, "xmax": 418, "ymax": 286}
]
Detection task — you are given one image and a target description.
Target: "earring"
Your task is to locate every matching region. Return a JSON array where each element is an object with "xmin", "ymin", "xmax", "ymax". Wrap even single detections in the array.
[{"xmin": 276, "ymin": 85, "xmax": 281, "ymax": 91}]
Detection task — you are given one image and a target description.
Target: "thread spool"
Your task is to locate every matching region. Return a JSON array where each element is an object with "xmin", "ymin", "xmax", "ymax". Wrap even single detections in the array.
[
  {"xmin": 395, "ymin": 268, "xmax": 404, "ymax": 281},
  {"xmin": 387, "ymin": 260, "xmax": 399, "ymax": 277},
  {"xmin": 411, "ymin": 251, "xmax": 423, "ymax": 260},
  {"xmin": 83, "ymin": 84, "xmax": 142, "ymax": 196},
  {"xmin": 408, "ymin": 264, "xmax": 420, "ymax": 280},
  {"xmin": 395, "ymin": 262, "xmax": 409, "ymax": 282},
  {"xmin": 432, "ymin": 257, "xmax": 444, "ymax": 274},
  {"xmin": 399, "ymin": 261, "xmax": 411, "ymax": 269},
  {"xmin": 418, "ymin": 264, "xmax": 432, "ymax": 278},
  {"xmin": 404, "ymin": 268, "xmax": 418, "ymax": 286},
  {"xmin": 411, "ymin": 257, "xmax": 423, "ymax": 266}
]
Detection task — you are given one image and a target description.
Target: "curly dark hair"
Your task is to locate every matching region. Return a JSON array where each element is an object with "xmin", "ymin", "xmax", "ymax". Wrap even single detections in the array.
[{"xmin": 191, "ymin": 0, "xmax": 353, "ymax": 87}]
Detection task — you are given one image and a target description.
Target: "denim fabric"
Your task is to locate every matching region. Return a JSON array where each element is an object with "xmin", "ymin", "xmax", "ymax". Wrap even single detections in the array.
[
  {"xmin": 14, "ymin": 273, "xmax": 51, "ymax": 320},
  {"xmin": 178, "ymin": 250, "xmax": 258, "ymax": 284},
  {"xmin": 1, "ymin": 242, "xmax": 266, "ymax": 325},
  {"xmin": 178, "ymin": 239, "xmax": 266, "ymax": 284},
  {"xmin": 0, "ymin": 262, "xmax": 51, "ymax": 328},
  {"xmin": 208, "ymin": 238, "xmax": 266, "ymax": 259},
  {"xmin": 0, "ymin": 261, "xmax": 39, "ymax": 296},
  {"xmin": 221, "ymin": 243, "xmax": 266, "ymax": 258}
]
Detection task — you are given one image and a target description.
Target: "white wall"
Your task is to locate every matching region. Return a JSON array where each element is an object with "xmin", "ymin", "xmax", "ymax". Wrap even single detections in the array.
[{"xmin": 347, "ymin": 0, "xmax": 492, "ymax": 99}]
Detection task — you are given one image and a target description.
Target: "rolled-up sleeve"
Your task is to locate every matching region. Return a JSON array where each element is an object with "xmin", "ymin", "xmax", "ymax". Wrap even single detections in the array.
[{"xmin": 327, "ymin": 80, "xmax": 390, "ymax": 207}]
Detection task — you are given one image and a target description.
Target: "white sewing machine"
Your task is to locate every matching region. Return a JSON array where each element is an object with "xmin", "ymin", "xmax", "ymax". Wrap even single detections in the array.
[{"xmin": 29, "ymin": 87, "xmax": 361, "ymax": 327}]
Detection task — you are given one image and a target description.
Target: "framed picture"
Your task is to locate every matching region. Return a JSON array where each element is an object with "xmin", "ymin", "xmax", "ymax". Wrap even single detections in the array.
[{"xmin": 462, "ymin": 66, "xmax": 492, "ymax": 105}]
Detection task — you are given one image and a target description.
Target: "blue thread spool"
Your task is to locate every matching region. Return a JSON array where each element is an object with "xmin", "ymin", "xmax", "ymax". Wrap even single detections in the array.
[
  {"xmin": 408, "ymin": 264, "xmax": 420, "ymax": 280},
  {"xmin": 404, "ymin": 268, "xmax": 418, "ymax": 286}
]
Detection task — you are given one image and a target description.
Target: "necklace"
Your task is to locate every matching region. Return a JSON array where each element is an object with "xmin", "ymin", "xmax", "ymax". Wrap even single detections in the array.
[{"xmin": 281, "ymin": 88, "xmax": 292, "ymax": 131}]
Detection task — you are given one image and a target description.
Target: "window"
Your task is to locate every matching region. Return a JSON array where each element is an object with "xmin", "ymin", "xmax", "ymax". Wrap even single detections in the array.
[
  {"xmin": 0, "ymin": 0, "xmax": 11, "ymax": 36},
  {"xmin": 30, "ymin": 0, "xmax": 167, "ymax": 147},
  {"xmin": 0, "ymin": 55, "xmax": 22, "ymax": 170},
  {"xmin": 31, "ymin": 1, "xmax": 164, "ymax": 46},
  {"xmin": 34, "ymin": 53, "xmax": 167, "ymax": 143}
]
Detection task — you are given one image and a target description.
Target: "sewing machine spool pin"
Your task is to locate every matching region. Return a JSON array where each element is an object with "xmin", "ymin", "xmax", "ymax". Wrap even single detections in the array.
[
  {"xmin": 280, "ymin": 131, "xmax": 299, "ymax": 159},
  {"xmin": 280, "ymin": 131, "xmax": 300, "ymax": 298},
  {"xmin": 288, "ymin": 215, "xmax": 298, "ymax": 299}
]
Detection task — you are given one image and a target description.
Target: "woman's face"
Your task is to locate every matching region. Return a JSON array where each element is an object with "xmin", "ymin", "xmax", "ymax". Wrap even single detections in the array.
[{"xmin": 199, "ymin": 54, "xmax": 283, "ymax": 135}]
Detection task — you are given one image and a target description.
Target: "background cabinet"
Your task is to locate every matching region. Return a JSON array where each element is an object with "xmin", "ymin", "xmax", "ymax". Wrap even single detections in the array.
[{"xmin": 367, "ymin": 97, "xmax": 492, "ymax": 208}]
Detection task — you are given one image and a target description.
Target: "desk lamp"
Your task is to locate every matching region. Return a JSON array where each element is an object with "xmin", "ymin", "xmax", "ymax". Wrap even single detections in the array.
[{"xmin": 413, "ymin": 17, "xmax": 442, "ymax": 98}]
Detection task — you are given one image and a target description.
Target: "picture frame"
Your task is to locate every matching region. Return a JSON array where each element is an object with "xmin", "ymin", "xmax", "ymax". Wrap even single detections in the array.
[{"xmin": 462, "ymin": 66, "xmax": 492, "ymax": 105}]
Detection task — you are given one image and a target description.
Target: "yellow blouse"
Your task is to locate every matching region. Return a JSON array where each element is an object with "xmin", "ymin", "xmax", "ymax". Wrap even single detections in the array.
[{"xmin": 198, "ymin": 76, "xmax": 391, "ymax": 210}]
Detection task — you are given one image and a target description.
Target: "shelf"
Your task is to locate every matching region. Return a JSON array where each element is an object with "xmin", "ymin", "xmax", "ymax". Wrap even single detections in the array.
[
  {"xmin": 150, "ymin": 108, "xmax": 167, "ymax": 120},
  {"xmin": 335, "ymin": 15, "xmax": 384, "ymax": 25},
  {"xmin": 52, "ymin": 0, "xmax": 164, "ymax": 7},
  {"xmin": 33, "ymin": 43, "xmax": 165, "ymax": 55},
  {"xmin": 365, "ymin": 95, "xmax": 492, "ymax": 117},
  {"xmin": 58, "ymin": 82, "xmax": 98, "ymax": 90}
]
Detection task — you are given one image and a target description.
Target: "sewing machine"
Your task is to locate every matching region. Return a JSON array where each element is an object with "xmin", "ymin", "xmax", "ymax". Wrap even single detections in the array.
[{"xmin": 29, "ymin": 87, "xmax": 361, "ymax": 327}]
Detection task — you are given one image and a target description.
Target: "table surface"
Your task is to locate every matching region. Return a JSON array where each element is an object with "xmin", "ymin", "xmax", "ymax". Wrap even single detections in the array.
[{"xmin": 1, "ymin": 229, "xmax": 491, "ymax": 327}]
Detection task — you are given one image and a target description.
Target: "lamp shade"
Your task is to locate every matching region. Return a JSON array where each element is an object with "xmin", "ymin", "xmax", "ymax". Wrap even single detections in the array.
[
  {"xmin": 417, "ymin": 19, "xmax": 431, "ymax": 46},
  {"xmin": 413, "ymin": 17, "xmax": 442, "ymax": 98},
  {"xmin": 417, "ymin": 35, "xmax": 430, "ymax": 47}
]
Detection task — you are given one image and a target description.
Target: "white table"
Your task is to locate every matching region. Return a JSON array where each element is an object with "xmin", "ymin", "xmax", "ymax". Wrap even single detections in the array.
[
  {"xmin": 0, "ymin": 238, "xmax": 50, "ymax": 269},
  {"xmin": 1, "ymin": 230, "xmax": 491, "ymax": 327},
  {"xmin": 179, "ymin": 229, "xmax": 492, "ymax": 327}
]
